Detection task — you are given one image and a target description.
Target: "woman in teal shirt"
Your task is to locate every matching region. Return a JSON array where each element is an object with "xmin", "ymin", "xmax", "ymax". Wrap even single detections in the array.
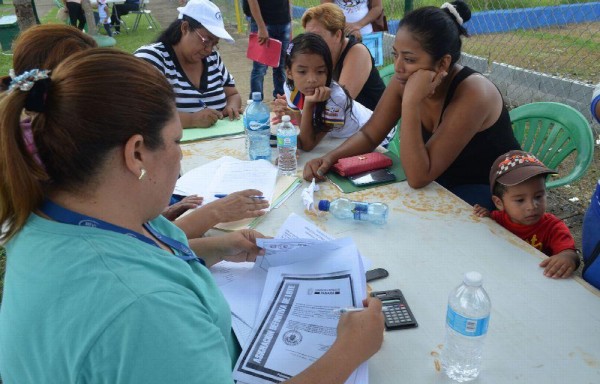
[{"xmin": 0, "ymin": 49, "xmax": 384, "ymax": 383}]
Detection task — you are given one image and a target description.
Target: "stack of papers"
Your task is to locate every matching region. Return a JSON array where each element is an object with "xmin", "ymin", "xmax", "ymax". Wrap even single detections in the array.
[
  {"xmin": 175, "ymin": 156, "xmax": 302, "ymax": 230},
  {"xmin": 211, "ymin": 214, "xmax": 371, "ymax": 384}
]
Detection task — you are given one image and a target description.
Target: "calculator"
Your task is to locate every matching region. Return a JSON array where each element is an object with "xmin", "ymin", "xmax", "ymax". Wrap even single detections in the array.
[{"xmin": 370, "ymin": 289, "xmax": 418, "ymax": 330}]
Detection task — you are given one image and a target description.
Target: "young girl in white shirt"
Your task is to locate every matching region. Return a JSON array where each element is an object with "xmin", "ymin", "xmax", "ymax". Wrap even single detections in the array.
[{"xmin": 283, "ymin": 33, "xmax": 388, "ymax": 151}]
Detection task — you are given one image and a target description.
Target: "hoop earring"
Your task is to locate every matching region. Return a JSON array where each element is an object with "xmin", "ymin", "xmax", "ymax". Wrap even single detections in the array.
[{"xmin": 138, "ymin": 168, "xmax": 146, "ymax": 180}]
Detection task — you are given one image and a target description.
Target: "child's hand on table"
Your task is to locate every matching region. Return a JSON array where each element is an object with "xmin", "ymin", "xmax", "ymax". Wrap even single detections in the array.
[
  {"xmin": 473, "ymin": 204, "xmax": 491, "ymax": 218},
  {"xmin": 539, "ymin": 249, "xmax": 579, "ymax": 279}
]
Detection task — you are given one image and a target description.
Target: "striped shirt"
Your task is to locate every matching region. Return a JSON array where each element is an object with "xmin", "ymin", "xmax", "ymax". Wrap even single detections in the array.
[{"xmin": 135, "ymin": 42, "xmax": 235, "ymax": 112}]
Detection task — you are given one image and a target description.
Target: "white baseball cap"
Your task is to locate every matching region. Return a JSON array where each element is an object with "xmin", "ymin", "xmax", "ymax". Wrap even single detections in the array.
[{"xmin": 177, "ymin": 0, "xmax": 234, "ymax": 43}]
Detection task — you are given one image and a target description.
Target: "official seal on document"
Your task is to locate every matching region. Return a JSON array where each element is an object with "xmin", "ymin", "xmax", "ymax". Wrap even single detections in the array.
[{"xmin": 283, "ymin": 330, "xmax": 302, "ymax": 346}]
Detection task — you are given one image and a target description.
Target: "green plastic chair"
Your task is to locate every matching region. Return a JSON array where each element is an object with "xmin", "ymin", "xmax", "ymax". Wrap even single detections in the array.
[
  {"xmin": 509, "ymin": 101, "xmax": 594, "ymax": 189},
  {"xmin": 378, "ymin": 63, "xmax": 394, "ymax": 87},
  {"xmin": 387, "ymin": 119, "xmax": 401, "ymax": 157}
]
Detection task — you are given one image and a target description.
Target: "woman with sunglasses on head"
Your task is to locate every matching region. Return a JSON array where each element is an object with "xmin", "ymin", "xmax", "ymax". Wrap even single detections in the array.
[{"xmin": 135, "ymin": 0, "xmax": 242, "ymax": 128}]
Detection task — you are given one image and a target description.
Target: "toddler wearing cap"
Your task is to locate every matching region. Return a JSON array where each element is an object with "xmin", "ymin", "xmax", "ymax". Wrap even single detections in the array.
[{"xmin": 473, "ymin": 150, "xmax": 580, "ymax": 279}]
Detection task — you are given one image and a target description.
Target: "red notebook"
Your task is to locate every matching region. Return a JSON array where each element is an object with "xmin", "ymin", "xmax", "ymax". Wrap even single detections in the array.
[{"xmin": 247, "ymin": 33, "xmax": 283, "ymax": 68}]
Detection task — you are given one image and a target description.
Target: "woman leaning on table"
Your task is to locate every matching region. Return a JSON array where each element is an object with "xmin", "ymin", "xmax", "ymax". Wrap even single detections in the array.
[
  {"xmin": 135, "ymin": 0, "xmax": 242, "ymax": 128},
  {"xmin": 304, "ymin": 0, "xmax": 521, "ymax": 210},
  {"xmin": 0, "ymin": 49, "xmax": 384, "ymax": 383}
]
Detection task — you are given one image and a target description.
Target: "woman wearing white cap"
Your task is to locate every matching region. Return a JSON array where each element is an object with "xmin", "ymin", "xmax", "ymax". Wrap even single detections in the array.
[{"xmin": 135, "ymin": 0, "xmax": 242, "ymax": 128}]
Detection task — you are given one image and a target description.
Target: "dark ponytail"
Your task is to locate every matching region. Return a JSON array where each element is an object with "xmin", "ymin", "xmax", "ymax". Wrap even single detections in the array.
[{"xmin": 442, "ymin": 0, "xmax": 471, "ymax": 37}]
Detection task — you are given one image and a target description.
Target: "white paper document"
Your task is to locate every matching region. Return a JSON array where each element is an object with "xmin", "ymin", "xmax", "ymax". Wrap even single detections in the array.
[
  {"xmin": 174, "ymin": 156, "xmax": 278, "ymax": 208},
  {"xmin": 207, "ymin": 159, "xmax": 278, "ymax": 207},
  {"xmin": 224, "ymin": 238, "xmax": 357, "ymax": 347},
  {"xmin": 275, "ymin": 213, "xmax": 334, "ymax": 241},
  {"xmin": 233, "ymin": 245, "xmax": 368, "ymax": 384},
  {"xmin": 209, "ymin": 261, "xmax": 254, "ymax": 287}
]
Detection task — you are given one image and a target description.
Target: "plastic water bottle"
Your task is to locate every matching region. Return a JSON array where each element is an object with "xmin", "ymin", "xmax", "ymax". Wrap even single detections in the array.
[
  {"xmin": 246, "ymin": 92, "xmax": 271, "ymax": 161},
  {"xmin": 318, "ymin": 198, "xmax": 388, "ymax": 225},
  {"xmin": 242, "ymin": 98, "xmax": 252, "ymax": 155},
  {"xmin": 277, "ymin": 115, "xmax": 297, "ymax": 176},
  {"xmin": 441, "ymin": 271, "xmax": 491, "ymax": 382}
]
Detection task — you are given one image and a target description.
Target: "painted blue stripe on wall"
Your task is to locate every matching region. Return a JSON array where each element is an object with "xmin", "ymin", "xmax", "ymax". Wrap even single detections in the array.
[
  {"xmin": 466, "ymin": 2, "xmax": 600, "ymax": 35},
  {"xmin": 294, "ymin": 3, "xmax": 600, "ymax": 36}
]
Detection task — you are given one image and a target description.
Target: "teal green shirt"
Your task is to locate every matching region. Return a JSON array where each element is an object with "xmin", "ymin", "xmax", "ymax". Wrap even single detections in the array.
[{"xmin": 0, "ymin": 214, "xmax": 238, "ymax": 383}]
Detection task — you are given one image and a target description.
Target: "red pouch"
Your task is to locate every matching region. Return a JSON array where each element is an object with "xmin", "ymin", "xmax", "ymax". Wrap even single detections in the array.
[{"xmin": 331, "ymin": 152, "xmax": 392, "ymax": 177}]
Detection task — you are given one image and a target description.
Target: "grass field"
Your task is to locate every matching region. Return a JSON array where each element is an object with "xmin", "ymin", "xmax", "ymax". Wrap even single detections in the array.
[{"xmin": 0, "ymin": 4, "xmax": 161, "ymax": 74}]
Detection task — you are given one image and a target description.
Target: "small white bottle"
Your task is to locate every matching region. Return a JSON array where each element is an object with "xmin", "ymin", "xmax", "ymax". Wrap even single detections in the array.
[
  {"xmin": 276, "ymin": 115, "xmax": 297, "ymax": 176},
  {"xmin": 441, "ymin": 271, "xmax": 491, "ymax": 382},
  {"xmin": 242, "ymin": 98, "xmax": 253, "ymax": 155}
]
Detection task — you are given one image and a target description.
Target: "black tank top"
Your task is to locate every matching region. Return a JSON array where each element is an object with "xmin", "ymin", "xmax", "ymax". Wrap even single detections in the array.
[
  {"xmin": 333, "ymin": 35, "xmax": 385, "ymax": 111},
  {"xmin": 422, "ymin": 66, "xmax": 521, "ymax": 188}
]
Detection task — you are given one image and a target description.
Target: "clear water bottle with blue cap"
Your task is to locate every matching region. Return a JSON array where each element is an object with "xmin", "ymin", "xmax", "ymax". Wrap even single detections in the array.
[
  {"xmin": 442, "ymin": 271, "xmax": 491, "ymax": 382},
  {"xmin": 318, "ymin": 198, "xmax": 388, "ymax": 225},
  {"xmin": 245, "ymin": 92, "xmax": 271, "ymax": 161}
]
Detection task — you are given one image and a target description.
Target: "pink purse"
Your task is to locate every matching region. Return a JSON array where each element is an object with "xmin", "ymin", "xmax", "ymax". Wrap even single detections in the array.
[{"xmin": 331, "ymin": 152, "xmax": 392, "ymax": 177}]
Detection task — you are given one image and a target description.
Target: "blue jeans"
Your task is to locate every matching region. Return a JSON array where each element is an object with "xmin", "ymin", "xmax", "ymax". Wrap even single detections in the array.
[
  {"xmin": 448, "ymin": 184, "xmax": 495, "ymax": 211},
  {"xmin": 250, "ymin": 21, "xmax": 291, "ymax": 100}
]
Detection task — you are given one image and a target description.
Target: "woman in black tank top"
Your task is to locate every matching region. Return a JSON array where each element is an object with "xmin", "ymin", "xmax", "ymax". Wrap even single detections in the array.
[{"xmin": 303, "ymin": 1, "xmax": 519, "ymax": 210}]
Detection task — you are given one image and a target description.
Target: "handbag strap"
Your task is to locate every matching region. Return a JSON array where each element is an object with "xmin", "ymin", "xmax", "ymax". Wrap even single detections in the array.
[{"xmin": 582, "ymin": 241, "xmax": 600, "ymax": 276}]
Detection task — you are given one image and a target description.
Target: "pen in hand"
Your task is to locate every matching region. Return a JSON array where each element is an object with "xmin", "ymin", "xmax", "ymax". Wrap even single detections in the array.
[
  {"xmin": 333, "ymin": 306, "xmax": 388, "ymax": 314},
  {"xmin": 333, "ymin": 307, "xmax": 366, "ymax": 314},
  {"xmin": 214, "ymin": 194, "xmax": 265, "ymax": 199}
]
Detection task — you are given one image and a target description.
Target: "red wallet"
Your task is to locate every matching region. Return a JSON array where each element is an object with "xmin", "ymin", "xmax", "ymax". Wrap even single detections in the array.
[{"xmin": 331, "ymin": 152, "xmax": 392, "ymax": 177}]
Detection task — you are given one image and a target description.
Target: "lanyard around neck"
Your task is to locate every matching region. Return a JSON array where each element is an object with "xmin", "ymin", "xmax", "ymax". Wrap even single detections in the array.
[{"xmin": 40, "ymin": 200, "xmax": 205, "ymax": 266}]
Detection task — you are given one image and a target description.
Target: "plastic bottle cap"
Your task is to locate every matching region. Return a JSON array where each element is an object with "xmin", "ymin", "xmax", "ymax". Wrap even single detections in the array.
[
  {"xmin": 463, "ymin": 271, "xmax": 483, "ymax": 286},
  {"xmin": 251, "ymin": 92, "xmax": 262, "ymax": 101},
  {"xmin": 318, "ymin": 200, "xmax": 331, "ymax": 212},
  {"xmin": 282, "ymin": 115, "xmax": 291, "ymax": 122}
]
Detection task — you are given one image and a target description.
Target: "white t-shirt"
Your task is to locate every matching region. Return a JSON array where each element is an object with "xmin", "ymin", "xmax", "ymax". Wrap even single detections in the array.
[
  {"xmin": 335, "ymin": 0, "xmax": 373, "ymax": 35},
  {"xmin": 284, "ymin": 81, "xmax": 372, "ymax": 139}
]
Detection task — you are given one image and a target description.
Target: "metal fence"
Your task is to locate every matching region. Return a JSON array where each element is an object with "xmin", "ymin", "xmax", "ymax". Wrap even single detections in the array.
[{"xmin": 220, "ymin": 0, "xmax": 599, "ymax": 127}]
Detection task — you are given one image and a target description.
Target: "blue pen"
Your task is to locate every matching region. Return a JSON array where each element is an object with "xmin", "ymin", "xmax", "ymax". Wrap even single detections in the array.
[
  {"xmin": 214, "ymin": 194, "xmax": 266, "ymax": 199},
  {"xmin": 333, "ymin": 307, "xmax": 385, "ymax": 314}
]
